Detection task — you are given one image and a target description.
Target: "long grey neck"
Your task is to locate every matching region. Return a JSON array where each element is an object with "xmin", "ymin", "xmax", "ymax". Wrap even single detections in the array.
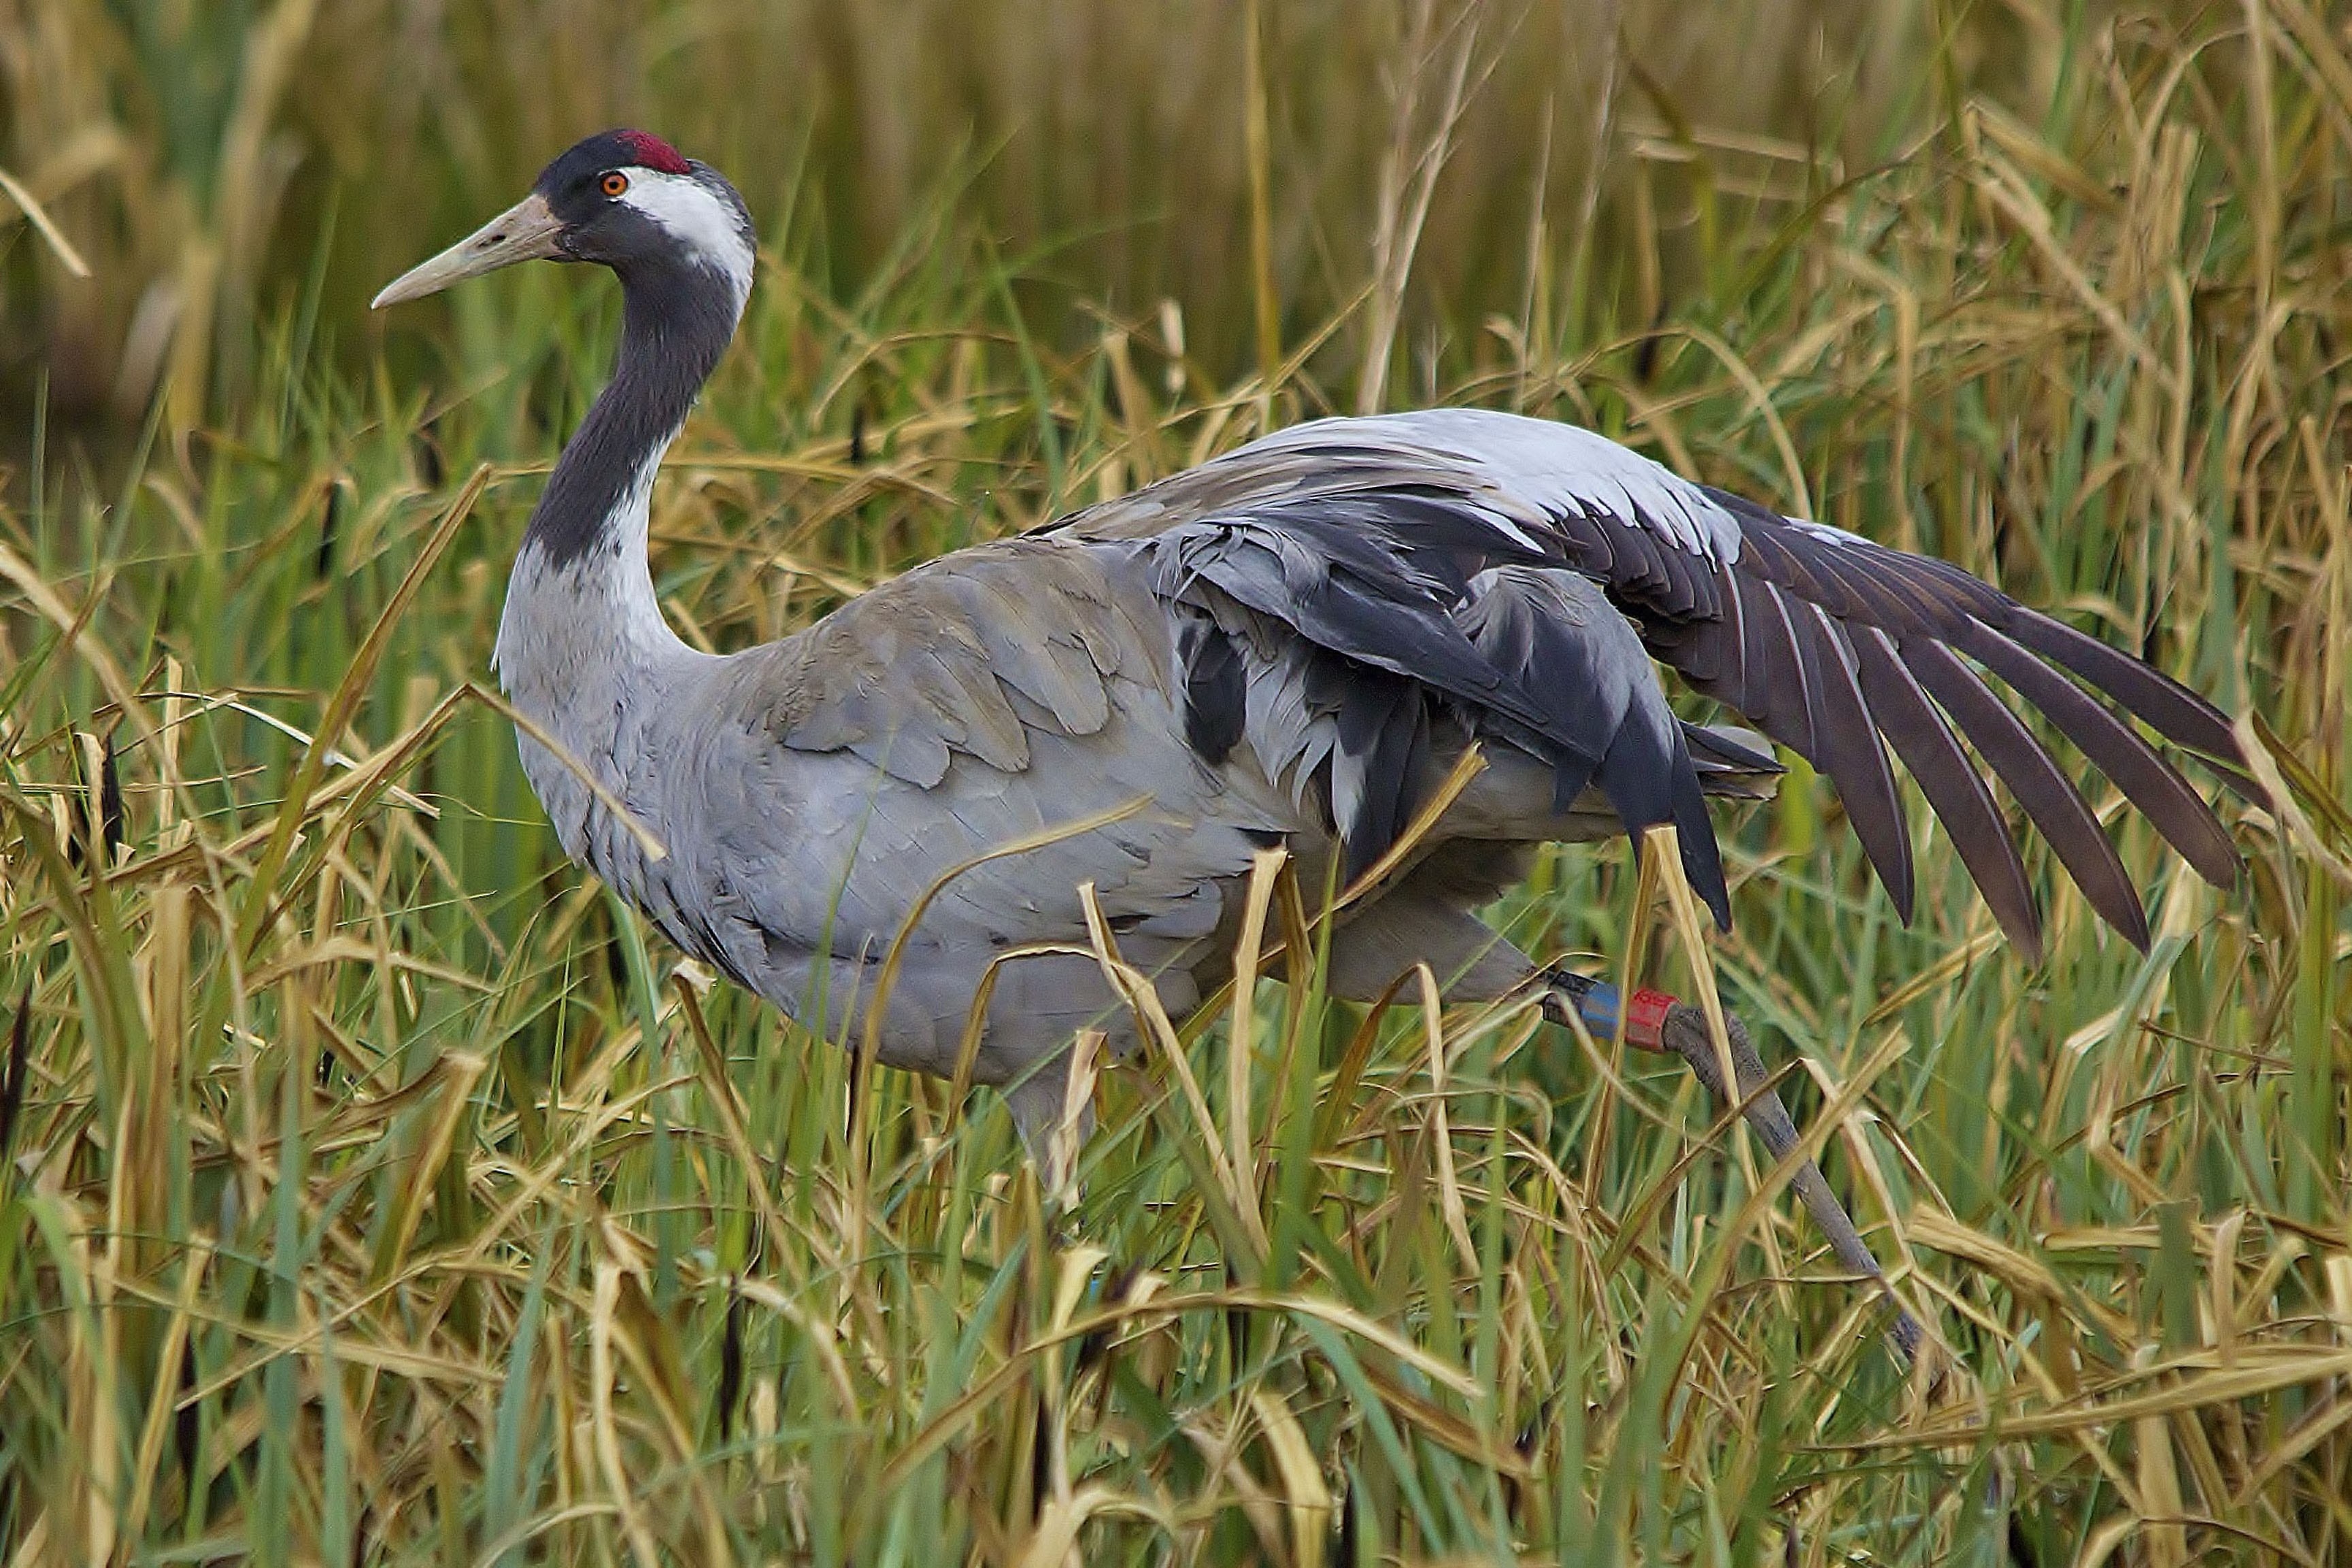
[
  {"xmin": 524, "ymin": 258, "xmax": 741, "ymax": 568},
  {"xmin": 492, "ymin": 257, "xmax": 743, "ymax": 759}
]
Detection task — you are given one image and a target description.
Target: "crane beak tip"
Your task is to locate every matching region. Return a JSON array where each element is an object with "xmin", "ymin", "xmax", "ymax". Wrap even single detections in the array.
[{"xmin": 369, "ymin": 192, "xmax": 565, "ymax": 313}]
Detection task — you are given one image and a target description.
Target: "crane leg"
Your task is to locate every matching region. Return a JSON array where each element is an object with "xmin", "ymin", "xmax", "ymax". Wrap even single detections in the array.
[{"xmin": 1541, "ymin": 968, "xmax": 1923, "ymax": 1361}]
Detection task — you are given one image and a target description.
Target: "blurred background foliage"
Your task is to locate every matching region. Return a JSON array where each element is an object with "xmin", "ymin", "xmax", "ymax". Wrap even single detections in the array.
[{"xmin": 1, "ymin": 0, "xmax": 2057, "ymax": 424}]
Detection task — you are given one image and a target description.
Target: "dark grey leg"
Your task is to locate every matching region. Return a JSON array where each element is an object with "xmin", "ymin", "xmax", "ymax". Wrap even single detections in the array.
[{"xmin": 1542, "ymin": 968, "xmax": 1923, "ymax": 1361}]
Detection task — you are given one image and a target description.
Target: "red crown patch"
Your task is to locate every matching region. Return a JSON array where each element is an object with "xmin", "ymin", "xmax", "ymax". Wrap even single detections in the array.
[{"xmin": 615, "ymin": 130, "xmax": 692, "ymax": 175}]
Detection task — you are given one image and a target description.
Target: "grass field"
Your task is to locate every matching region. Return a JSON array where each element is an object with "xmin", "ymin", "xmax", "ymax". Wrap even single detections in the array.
[{"xmin": 3, "ymin": 1, "xmax": 2350, "ymax": 1563}]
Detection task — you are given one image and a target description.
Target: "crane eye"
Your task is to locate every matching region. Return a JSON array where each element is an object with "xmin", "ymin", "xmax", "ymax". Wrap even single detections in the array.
[{"xmin": 600, "ymin": 171, "xmax": 630, "ymax": 198}]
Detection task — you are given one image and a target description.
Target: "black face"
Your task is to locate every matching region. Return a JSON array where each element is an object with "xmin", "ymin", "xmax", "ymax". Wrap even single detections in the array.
[{"xmin": 529, "ymin": 129, "xmax": 752, "ymax": 276}]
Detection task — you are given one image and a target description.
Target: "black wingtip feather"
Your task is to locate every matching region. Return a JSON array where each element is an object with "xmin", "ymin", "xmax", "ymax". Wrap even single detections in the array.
[
  {"xmin": 1850, "ymin": 628, "xmax": 2045, "ymax": 961},
  {"xmin": 1683, "ymin": 722, "xmax": 1781, "ymax": 773},
  {"xmin": 1593, "ymin": 715, "xmax": 1733, "ymax": 929},
  {"xmin": 1592, "ymin": 719, "xmax": 1674, "ymax": 841},
  {"xmin": 1961, "ymin": 624, "xmax": 2242, "ymax": 889},
  {"xmin": 1738, "ymin": 575, "xmax": 1820, "ymax": 760},
  {"xmin": 2005, "ymin": 613, "xmax": 2243, "ymax": 762},
  {"xmin": 1792, "ymin": 602, "xmax": 1914, "ymax": 921},
  {"xmin": 1671, "ymin": 760, "xmax": 1735, "ymax": 928},
  {"xmin": 1904, "ymin": 638, "xmax": 2151, "ymax": 951}
]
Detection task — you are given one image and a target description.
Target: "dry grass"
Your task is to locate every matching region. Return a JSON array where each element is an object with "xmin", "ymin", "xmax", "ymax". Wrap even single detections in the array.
[{"xmin": 1, "ymin": 1, "xmax": 2350, "ymax": 1563}]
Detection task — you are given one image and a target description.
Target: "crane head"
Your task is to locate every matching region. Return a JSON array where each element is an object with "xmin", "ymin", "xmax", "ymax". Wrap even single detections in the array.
[{"xmin": 372, "ymin": 129, "xmax": 753, "ymax": 311}]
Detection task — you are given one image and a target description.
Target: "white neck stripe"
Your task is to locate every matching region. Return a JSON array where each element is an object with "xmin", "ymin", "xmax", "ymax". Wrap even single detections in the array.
[{"xmin": 620, "ymin": 171, "xmax": 754, "ymax": 308}]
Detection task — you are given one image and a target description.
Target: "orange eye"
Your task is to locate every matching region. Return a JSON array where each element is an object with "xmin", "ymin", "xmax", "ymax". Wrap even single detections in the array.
[{"xmin": 600, "ymin": 171, "xmax": 630, "ymax": 198}]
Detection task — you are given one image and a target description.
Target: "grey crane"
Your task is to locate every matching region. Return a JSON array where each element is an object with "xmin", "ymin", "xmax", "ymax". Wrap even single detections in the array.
[{"xmin": 375, "ymin": 131, "xmax": 2252, "ymax": 1348}]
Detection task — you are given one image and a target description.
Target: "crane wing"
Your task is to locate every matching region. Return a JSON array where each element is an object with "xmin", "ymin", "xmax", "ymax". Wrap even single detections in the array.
[
  {"xmin": 751, "ymin": 537, "xmax": 1162, "ymax": 787},
  {"xmin": 1062, "ymin": 408, "xmax": 2249, "ymax": 960},
  {"xmin": 709, "ymin": 535, "xmax": 1288, "ymax": 972}
]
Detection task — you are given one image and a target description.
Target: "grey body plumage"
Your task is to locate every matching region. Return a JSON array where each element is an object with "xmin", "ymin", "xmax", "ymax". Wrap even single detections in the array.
[{"xmin": 379, "ymin": 133, "xmax": 2251, "ymax": 1349}]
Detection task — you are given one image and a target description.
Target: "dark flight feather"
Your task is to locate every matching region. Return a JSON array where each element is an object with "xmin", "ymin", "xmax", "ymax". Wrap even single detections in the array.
[
  {"xmin": 1902, "ymin": 638, "xmax": 2151, "ymax": 949},
  {"xmin": 1849, "ymin": 627, "xmax": 2042, "ymax": 958}
]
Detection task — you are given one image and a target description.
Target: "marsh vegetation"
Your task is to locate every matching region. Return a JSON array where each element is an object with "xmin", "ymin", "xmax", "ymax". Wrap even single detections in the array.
[{"xmin": 1, "ymin": 1, "xmax": 2349, "ymax": 1562}]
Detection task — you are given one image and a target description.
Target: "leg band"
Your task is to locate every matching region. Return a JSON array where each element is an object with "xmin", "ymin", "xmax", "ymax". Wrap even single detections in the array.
[{"xmin": 1542, "ymin": 968, "xmax": 1679, "ymax": 1053}]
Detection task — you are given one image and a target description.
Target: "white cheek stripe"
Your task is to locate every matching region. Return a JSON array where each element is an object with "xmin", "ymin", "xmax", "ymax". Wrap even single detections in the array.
[{"xmin": 621, "ymin": 171, "xmax": 754, "ymax": 305}]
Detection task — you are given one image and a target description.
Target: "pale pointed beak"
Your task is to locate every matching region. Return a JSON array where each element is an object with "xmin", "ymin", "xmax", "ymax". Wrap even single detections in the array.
[{"xmin": 371, "ymin": 192, "xmax": 567, "ymax": 309}]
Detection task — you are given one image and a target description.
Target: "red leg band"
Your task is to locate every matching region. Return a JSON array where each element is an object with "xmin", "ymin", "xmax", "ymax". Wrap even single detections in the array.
[{"xmin": 1624, "ymin": 988, "xmax": 1677, "ymax": 1051}]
